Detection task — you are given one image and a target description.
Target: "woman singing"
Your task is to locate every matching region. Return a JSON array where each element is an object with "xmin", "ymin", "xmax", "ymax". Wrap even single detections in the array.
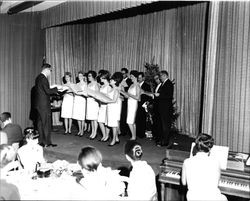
[
  {"xmin": 86, "ymin": 71, "xmax": 99, "ymax": 139},
  {"xmin": 72, "ymin": 71, "xmax": 87, "ymax": 136},
  {"xmin": 61, "ymin": 72, "xmax": 74, "ymax": 134},
  {"xmin": 120, "ymin": 70, "xmax": 141, "ymax": 140}
]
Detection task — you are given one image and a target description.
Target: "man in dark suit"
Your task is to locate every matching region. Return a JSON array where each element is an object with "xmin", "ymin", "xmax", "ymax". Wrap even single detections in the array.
[
  {"xmin": 34, "ymin": 63, "xmax": 59, "ymax": 147},
  {"xmin": 120, "ymin": 68, "xmax": 132, "ymax": 136},
  {"xmin": 154, "ymin": 70, "xmax": 173, "ymax": 147},
  {"xmin": 136, "ymin": 72, "xmax": 151, "ymax": 138},
  {"xmin": 152, "ymin": 73, "xmax": 162, "ymax": 142}
]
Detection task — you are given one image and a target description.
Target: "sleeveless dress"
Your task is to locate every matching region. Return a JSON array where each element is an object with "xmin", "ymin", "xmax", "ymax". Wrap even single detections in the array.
[
  {"xmin": 72, "ymin": 82, "xmax": 87, "ymax": 121},
  {"xmin": 86, "ymin": 82, "xmax": 99, "ymax": 120},
  {"xmin": 97, "ymin": 85, "xmax": 111, "ymax": 123},
  {"xmin": 61, "ymin": 84, "xmax": 74, "ymax": 118},
  {"xmin": 106, "ymin": 88, "xmax": 121, "ymax": 128},
  {"xmin": 126, "ymin": 85, "xmax": 138, "ymax": 124}
]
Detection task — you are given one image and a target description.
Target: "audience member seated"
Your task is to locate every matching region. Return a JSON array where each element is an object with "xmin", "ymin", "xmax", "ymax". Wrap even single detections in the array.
[
  {"xmin": 124, "ymin": 140, "xmax": 157, "ymax": 201},
  {"xmin": 17, "ymin": 127, "xmax": 46, "ymax": 174},
  {"xmin": 0, "ymin": 144, "xmax": 21, "ymax": 200},
  {"xmin": 77, "ymin": 146, "xmax": 126, "ymax": 199},
  {"xmin": 181, "ymin": 133, "xmax": 227, "ymax": 201},
  {"xmin": 0, "ymin": 112, "xmax": 23, "ymax": 151},
  {"xmin": 0, "ymin": 131, "xmax": 8, "ymax": 145}
]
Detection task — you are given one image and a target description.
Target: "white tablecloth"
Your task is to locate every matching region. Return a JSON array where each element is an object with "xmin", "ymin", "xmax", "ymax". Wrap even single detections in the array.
[{"xmin": 5, "ymin": 170, "xmax": 86, "ymax": 200}]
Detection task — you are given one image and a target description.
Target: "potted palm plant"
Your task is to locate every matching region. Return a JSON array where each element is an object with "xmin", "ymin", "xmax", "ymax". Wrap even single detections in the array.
[{"xmin": 143, "ymin": 58, "xmax": 180, "ymax": 137}]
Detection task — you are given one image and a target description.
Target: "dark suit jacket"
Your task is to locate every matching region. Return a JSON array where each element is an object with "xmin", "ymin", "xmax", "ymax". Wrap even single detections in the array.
[
  {"xmin": 140, "ymin": 81, "xmax": 151, "ymax": 104},
  {"xmin": 123, "ymin": 77, "xmax": 132, "ymax": 92},
  {"xmin": 34, "ymin": 74, "xmax": 58, "ymax": 112},
  {"xmin": 3, "ymin": 123, "xmax": 23, "ymax": 145},
  {"xmin": 158, "ymin": 79, "xmax": 173, "ymax": 111}
]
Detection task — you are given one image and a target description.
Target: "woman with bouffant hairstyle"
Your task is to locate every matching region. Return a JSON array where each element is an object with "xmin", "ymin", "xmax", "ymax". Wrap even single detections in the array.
[
  {"xmin": 61, "ymin": 72, "xmax": 74, "ymax": 134},
  {"xmin": 181, "ymin": 133, "xmax": 227, "ymax": 201},
  {"xmin": 77, "ymin": 146, "xmax": 126, "ymax": 199},
  {"xmin": 124, "ymin": 140, "xmax": 157, "ymax": 200}
]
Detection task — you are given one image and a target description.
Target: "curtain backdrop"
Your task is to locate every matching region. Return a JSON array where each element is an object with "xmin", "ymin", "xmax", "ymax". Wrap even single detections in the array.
[
  {"xmin": 41, "ymin": 1, "xmax": 154, "ymax": 29},
  {"xmin": 46, "ymin": 3, "xmax": 207, "ymax": 137},
  {"xmin": 0, "ymin": 13, "xmax": 44, "ymax": 129},
  {"xmin": 203, "ymin": 2, "xmax": 250, "ymax": 153}
]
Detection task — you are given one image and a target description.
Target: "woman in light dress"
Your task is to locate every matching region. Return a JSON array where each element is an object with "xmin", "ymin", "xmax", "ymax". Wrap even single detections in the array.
[
  {"xmin": 181, "ymin": 133, "xmax": 227, "ymax": 201},
  {"xmin": 61, "ymin": 72, "xmax": 74, "ymax": 134},
  {"xmin": 72, "ymin": 71, "xmax": 87, "ymax": 136},
  {"xmin": 86, "ymin": 72, "xmax": 123, "ymax": 146},
  {"xmin": 124, "ymin": 140, "xmax": 157, "ymax": 201},
  {"xmin": 86, "ymin": 71, "xmax": 99, "ymax": 139},
  {"xmin": 77, "ymin": 146, "xmax": 126, "ymax": 199},
  {"xmin": 105, "ymin": 72, "xmax": 123, "ymax": 146},
  {"xmin": 120, "ymin": 70, "xmax": 141, "ymax": 140},
  {"xmin": 97, "ymin": 70, "xmax": 111, "ymax": 141}
]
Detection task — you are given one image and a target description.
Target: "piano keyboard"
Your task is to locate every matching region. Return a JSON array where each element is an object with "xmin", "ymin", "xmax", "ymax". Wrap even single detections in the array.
[
  {"xmin": 219, "ymin": 179, "xmax": 250, "ymax": 193},
  {"xmin": 160, "ymin": 169, "xmax": 250, "ymax": 198}
]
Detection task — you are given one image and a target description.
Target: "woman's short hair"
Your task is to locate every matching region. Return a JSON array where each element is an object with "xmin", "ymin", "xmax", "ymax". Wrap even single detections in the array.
[
  {"xmin": 64, "ymin": 72, "xmax": 72, "ymax": 77},
  {"xmin": 76, "ymin": 71, "xmax": 84, "ymax": 83},
  {"xmin": 0, "ymin": 144, "xmax": 16, "ymax": 168},
  {"xmin": 23, "ymin": 127, "xmax": 39, "ymax": 140},
  {"xmin": 194, "ymin": 133, "xmax": 214, "ymax": 153},
  {"xmin": 121, "ymin": 68, "xmax": 129, "ymax": 74},
  {"xmin": 124, "ymin": 140, "xmax": 143, "ymax": 161},
  {"xmin": 111, "ymin": 72, "xmax": 123, "ymax": 86},
  {"xmin": 62, "ymin": 72, "xmax": 72, "ymax": 84},
  {"xmin": 100, "ymin": 70, "xmax": 110, "ymax": 81},
  {"xmin": 87, "ymin": 70, "xmax": 97, "ymax": 79},
  {"xmin": 130, "ymin": 70, "xmax": 139, "ymax": 78},
  {"xmin": 78, "ymin": 71, "xmax": 84, "ymax": 76},
  {"xmin": 78, "ymin": 146, "xmax": 102, "ymax": 172}
]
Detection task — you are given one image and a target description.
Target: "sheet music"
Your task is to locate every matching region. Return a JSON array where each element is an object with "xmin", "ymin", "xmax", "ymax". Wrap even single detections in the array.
[
  {"xmin": 190, "ymin": 142, "xmax": 229, "ymax": 170},
  {"xmin": 67, "ymin": 83, "xmax": 83, "ymax": 93}
]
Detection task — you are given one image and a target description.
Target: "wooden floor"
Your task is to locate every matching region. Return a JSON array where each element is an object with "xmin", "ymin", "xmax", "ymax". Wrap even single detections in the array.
[
  {"xmin": 43, "ymin": 126, "xmax": 195, "ymax": 201},
  {"xmin": 44, "ymin": 126, "xmax": 194, "ymax": 174}
]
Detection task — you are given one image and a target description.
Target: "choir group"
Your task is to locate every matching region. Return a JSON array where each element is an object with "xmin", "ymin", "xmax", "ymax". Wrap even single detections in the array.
[{"xmin": 59, "ymin": 68, "xmax": 146, "ymax": 147}]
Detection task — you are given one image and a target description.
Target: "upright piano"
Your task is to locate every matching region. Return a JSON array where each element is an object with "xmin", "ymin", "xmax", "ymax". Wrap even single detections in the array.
[{"xmin": 159, "ymin": 149, "xmax": 250, "ymax": 201}]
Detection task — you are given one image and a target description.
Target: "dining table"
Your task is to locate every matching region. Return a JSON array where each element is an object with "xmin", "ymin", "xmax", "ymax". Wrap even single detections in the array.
[{"xmin": 4, "ymin": 161, "xmax": 87, "ymax": 200}]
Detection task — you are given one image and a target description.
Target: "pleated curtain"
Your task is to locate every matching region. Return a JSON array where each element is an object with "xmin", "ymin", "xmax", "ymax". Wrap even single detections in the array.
[
  {"xmin": 0, "ymin": 13, "xmax": 44, "ymax": 129},
  {"xmin": 203, "ymin": 2, "xmax": 250, "ymax": 153},
  {"xmin": 46, "ymin": 3, "xmax": 207, "ymax": 137}
]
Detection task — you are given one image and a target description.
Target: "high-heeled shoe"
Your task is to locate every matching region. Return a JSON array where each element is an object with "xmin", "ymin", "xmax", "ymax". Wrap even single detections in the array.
[
  {"xmin": 115, "ymin": 140, "xmax": 120, "ymax": 144},
  {"xmin": 103, "ymin": 137, "xmax": 109, "ymax": 142},
  {"xmin": 108, "ymin": 142, "xmax": 116, "ymax": 147}
]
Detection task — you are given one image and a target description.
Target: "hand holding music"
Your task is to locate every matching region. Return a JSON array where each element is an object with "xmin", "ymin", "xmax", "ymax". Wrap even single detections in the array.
[{"xmin": 51, "ymin": 84, "xmax": 69, "ymax": 92}]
